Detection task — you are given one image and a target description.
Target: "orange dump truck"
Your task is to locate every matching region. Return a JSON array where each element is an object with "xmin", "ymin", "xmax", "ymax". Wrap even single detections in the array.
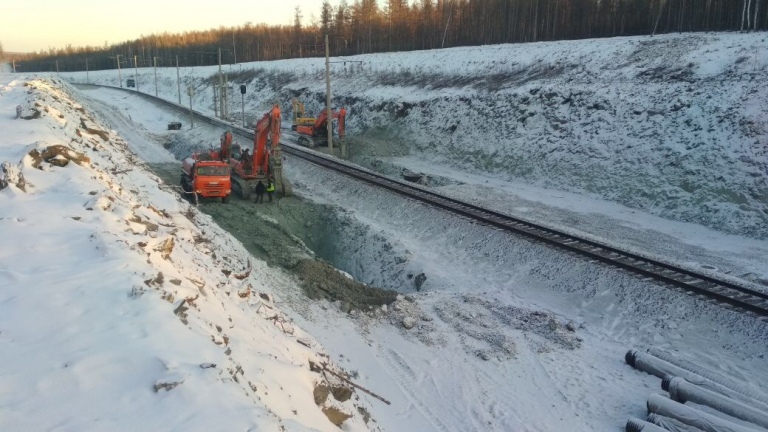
[{"xmin": 180, "ymin": 155, "xmax": 232, "ymax": 203}]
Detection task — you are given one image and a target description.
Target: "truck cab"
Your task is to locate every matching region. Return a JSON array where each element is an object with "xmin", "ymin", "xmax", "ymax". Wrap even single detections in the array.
[{"xmin": 181, "ymin": 157, "xmax": 232, "ymax": 203}]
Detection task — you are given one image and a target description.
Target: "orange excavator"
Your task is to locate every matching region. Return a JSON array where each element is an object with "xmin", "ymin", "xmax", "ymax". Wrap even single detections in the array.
[
  {"xmin": 224, "ymin": 105, "xmax": 291, "ymax": 199},
  {"xmin": 296, "ymin": 106, "xmax": 346, "ymax": 148}
]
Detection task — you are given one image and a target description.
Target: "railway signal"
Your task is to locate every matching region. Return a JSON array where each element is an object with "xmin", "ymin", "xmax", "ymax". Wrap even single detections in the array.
[{"xmin": 240, "ymin": 85, "xmax": 246, "ymax": 127}]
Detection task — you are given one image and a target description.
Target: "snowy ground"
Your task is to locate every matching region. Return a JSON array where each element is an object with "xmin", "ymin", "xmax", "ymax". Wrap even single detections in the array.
[
  {"xmin": 62, "ymin": 32, "xmax": 768, "ymax": 240},
  {"xmin": 2, "ymin": 31, "xmax": 768, "ymax": 432}
]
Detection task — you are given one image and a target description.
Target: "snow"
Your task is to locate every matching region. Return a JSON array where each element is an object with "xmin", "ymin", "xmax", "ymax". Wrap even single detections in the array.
[
  {"xmin": 2, "ymin": 31, "xmax": 768, "ymax": 432},
  {"xmin": 1, "ymin": 79, "xmax": 371, "ymax": 431}
]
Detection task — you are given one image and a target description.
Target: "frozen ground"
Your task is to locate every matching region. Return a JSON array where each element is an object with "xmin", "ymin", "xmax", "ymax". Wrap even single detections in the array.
[{"xmin": 2, "ymin": 31, "xmax": 767, "ymax": 432}]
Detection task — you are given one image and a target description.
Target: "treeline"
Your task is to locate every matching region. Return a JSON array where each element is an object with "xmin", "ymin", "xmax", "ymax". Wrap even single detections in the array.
[{"xmin": 14, "ymin": 0, "xmax": 768, "ymax": 72}]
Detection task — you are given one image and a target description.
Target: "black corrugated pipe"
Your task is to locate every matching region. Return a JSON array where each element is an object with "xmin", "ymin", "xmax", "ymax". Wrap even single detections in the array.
[
  {"xmin": 626, "ymin": 349, "xmax": 768, "ymax": 412},
  {"xmin": 647, "ymin": 393, "xmax": 766, "ymax": 432},
  {"xmin": 663, "ymin": 376, "xmax": 768, "ymax": 429},
  {"xmin": 626, "ymin": 417, "xmax": 670, "ymax": 432},
  {"xmin": 651, "ymin": 347, "xmax": 768, "ymax": 408}
]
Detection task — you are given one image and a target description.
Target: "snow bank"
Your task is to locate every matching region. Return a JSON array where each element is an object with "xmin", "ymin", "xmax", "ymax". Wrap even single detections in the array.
[{"xmin": 0, "ymin": 76, "xmax": 373, "ymax": 431}]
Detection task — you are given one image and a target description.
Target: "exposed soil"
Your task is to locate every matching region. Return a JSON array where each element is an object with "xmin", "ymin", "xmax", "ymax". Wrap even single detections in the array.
[{"xmin": 148, "ymin": 162, "xmax": 398, "ymax": 311}]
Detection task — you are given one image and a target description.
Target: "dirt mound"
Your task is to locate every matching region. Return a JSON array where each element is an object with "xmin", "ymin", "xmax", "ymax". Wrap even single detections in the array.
[{"xmin": 292, "ymin": 259, "xmax": 397, "ymax": 311}]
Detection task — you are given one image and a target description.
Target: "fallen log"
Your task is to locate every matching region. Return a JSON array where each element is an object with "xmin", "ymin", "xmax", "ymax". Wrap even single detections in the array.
[{"xmin": 322, "ymin": 366, "xmax": 391, "ymax": 405}]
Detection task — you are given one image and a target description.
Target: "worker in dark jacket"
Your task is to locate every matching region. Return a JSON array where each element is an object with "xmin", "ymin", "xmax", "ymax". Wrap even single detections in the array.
[
  {"xmin": 220, "ymin": 131, "xmax": 232, "ymax": 160},
  {"xmin": 266, "ymin": 178, "xmax": 275, "ymax": 202},
  {"xmin": 254, "ymin": 181, "xmax": 266, "ymax": 203}
]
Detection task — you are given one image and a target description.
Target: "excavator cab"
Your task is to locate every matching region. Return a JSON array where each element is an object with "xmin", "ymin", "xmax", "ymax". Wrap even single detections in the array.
[
  {"xmin": 230, "ymin": 143, "xmax": 243, "ymax": 160},
  {"xmin": 291, "ymin": 98, "xmax": 316, "ymax": 131}
]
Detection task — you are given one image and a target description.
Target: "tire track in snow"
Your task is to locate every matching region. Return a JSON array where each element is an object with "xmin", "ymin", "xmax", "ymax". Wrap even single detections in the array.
[{"xmin": 381, "ymin": 348, "xmax": 454, "ymax": 432}]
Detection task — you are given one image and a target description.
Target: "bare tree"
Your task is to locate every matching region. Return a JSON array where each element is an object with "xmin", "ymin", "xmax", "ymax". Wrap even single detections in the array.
[{"xmin": 741, "ymin": 0, "xmax": 749, "ymax": 30}]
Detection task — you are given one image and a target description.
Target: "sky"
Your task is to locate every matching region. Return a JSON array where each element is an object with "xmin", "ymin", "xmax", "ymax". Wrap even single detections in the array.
[
  {"xmin": 0, "ymin": 0, "xmax": 364, "ymax": 53},
  {"xmin": 3, "ymin": 32, "xmax": 768, "ymax": 432}
]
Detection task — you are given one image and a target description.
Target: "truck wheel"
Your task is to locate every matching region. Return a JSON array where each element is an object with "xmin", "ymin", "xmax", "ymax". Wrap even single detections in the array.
[{"xmin": 180, "ymin": 176, "xmax": 190, "ymax": 199}]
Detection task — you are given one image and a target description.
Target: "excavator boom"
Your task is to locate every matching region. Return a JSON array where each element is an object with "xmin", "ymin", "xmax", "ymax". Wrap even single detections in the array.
[{"xmin": 253, "ymin": 106, "xmax": 280, "ymax": 174}]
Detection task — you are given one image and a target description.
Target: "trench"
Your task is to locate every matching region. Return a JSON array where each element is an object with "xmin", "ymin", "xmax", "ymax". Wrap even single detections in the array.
[{"xmin": 149, "ymin": 162, "xmax": 401, "ymax": 310}]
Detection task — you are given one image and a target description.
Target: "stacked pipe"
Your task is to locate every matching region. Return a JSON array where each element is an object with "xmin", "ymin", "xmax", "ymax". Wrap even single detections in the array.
[
  {"xmin": 647, "ymin": 393, "xmax": 764, "ymax": 432},
  {"xmin": 624, "ymin": 348, "xmax": 768, "ymax": 432},
  {"xmin": 664, "ymin": 376, "xmax": 768, "ymax": 429},
  {"xmin": 626, "ymin": 417, "xmax": 670, "ymax": 432},
  {"xmin": 649, "ymin": 347, "xmax": 768, "ymax": 409},
  {"xmin": 646, "ymin": 413, "xmax": 705, "ymax": 431}
]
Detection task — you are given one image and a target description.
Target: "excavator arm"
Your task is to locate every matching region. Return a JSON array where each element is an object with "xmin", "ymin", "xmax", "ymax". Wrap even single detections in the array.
[
  {"xmin": 253, "ymin": 105, "xmax": 281, "ymax": 175},
  {"xmin": 312, "ymin": 108, "xmax": 330, "ymax": 131},
  {"xmin": 307, "ymin": 107, "xmax": 345, "ymax": 136},
  {"xmin": 334, "ymin": 107, "xmax": 346, "ymax": 141}
]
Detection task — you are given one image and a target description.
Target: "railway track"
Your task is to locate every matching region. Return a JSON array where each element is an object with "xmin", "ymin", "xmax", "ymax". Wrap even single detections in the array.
[{"xmin": 78, "ymin": 83, "xmax": 768, "ymax": 318}]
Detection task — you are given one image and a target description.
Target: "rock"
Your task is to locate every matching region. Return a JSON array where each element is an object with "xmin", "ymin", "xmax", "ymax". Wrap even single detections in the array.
[
  {"xmin": 313, "ymin": 384, "xmax": 330, "ymax": 404},
  {"xmin": 154, "ymin": 379, "xmax": 184, "ymax": 392},
  {"xmin": 308, "ymin": 360, "xmax": 323, "ymax": 373},
  {"xmin": 321, "ymin": 406, "xmax": 352, "ymax": 427},
  {"xmin": 79, "ymin": 118, "xmax": 110, "ymax": 141},
  {"xmin": 0, "ymin": 162, "xmax": 26, "ymax": 192},
  {"xmin": 339, "ymin": 301, "xmax": 353, "ymax": 314},
  {"xmin": 48, "ymin": 155, "xmax": 69, "ymax": 167},
  {"xmin": 414, "ymin": 272, "xmax": 427, "ymax": 291},
  {"xmin": 28, "ymin": 145, "xmax": 90, "ymax": 169},
  {"xmin": 21, "ymin": 108, "xmax": 41, "ymax": 120},
  {"xmin": 357, "ymin": 406, "xmax": 372, "ymax": 424},
  {"xmin": 330, "ymin": 385, "xmax": 353, "ymax": 402},
  {"xmin": 154, "ymin": 237, "xmax": 175, "ymax": 260},
  {"xmin": 402, "ymin": 316, "xmax": 417, "ymax": 329},
  {"xmin": 477, "ymin": 351, "xmax": 491, "ymax": 361}
]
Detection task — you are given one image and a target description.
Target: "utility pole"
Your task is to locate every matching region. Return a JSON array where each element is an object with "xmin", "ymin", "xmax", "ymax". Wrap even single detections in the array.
[
  {"xmin": 12, "ymin": 60, "xmax": 16, "ymax": 73},
  {"xmin": 224, "ymin": 74, "xmax": 229, "ymax": 117},
  {"xmin": 213, "ymin": 83, "xmax": 218, "ymax": 118},
  {"xmin": 233, "ymin": 31, "xmax": 237, "ymax": 64},
  {"xmin": 134, "ymin": 55, "xmax": 139, "ymax": 92},
  {"xmin": 153, "ymin": 56, "xmax": 158, "ymax": 97},
  {"xmin": 176, "ymin": 55, "xmax": 181, "ymax": 105},
  {"xmin": 187, "ymin": 86, "xmax": 194, "ymax": 128},
  {"xmin": 325, "ymin": 34, "xmax": 332, "ymax": 152},
  {"xmin": 55, "ymin": 60, "xmax": 59, "ymax": 76},
  {"xmin": 85, "ymin": 59, "xmax": 89, "ymax": 83},
  {"xmin": 218, "ymin": 48, "xmax": 224, "ymax": 118},
  {"xmin": 115, "ymin": 55, "xmax": 123, "ymax": 88}
]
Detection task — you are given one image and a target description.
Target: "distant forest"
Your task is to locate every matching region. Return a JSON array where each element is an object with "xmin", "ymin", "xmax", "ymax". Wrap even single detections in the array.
[{"xmin": 9, "ymin": 0, "xmax": 768, "ymax": 72}]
